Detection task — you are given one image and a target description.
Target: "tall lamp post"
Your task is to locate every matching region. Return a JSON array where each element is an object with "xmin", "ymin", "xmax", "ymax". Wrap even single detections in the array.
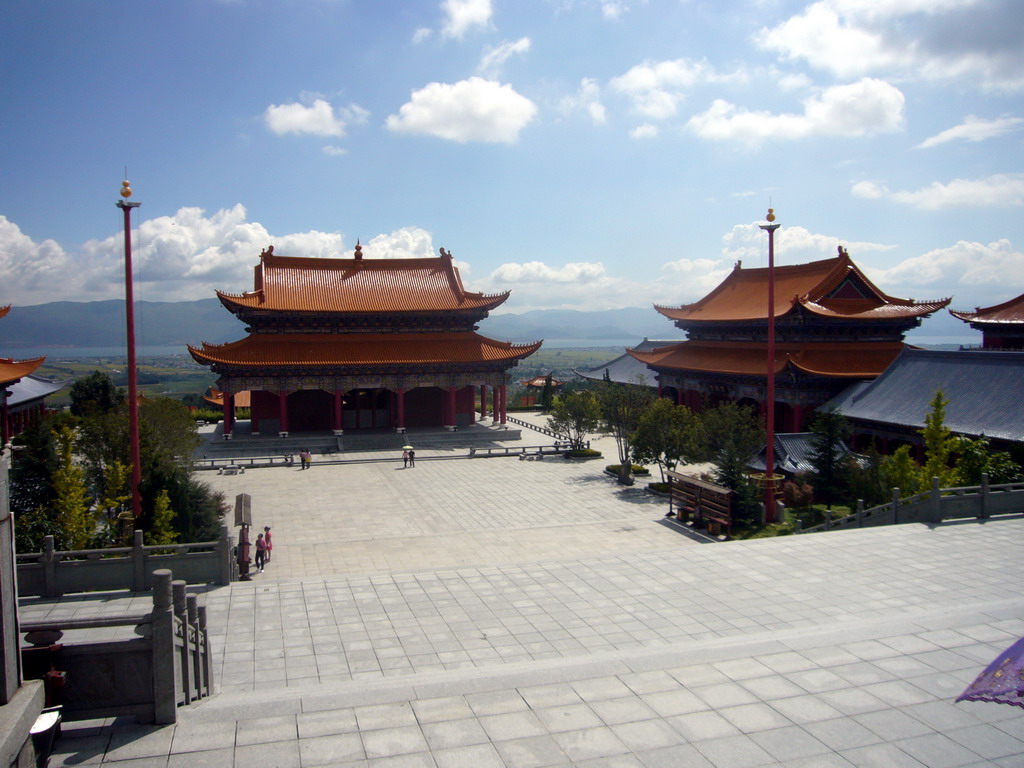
[
  {"xmin": 759, "ymin": 208, "xmax": 780, "ymax": 523},
  {"xmin": 117, "ymin": 180, "xmax": 142, "ymax": 520}
]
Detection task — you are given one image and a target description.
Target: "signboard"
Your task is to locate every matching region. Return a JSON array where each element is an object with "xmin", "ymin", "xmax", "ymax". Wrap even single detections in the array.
[{"xmin": 234, "ymin": 493, "xmax": 252, "ymax": 527}]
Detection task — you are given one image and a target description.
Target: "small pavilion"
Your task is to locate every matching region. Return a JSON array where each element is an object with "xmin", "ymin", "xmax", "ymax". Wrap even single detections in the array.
[
  {"xmin": 189, "ymin": 245, "xmax": 541, "ymax": 438},
  {"xmin": 628, "ymin": 247, "xmax": 950, "ymax": 431},
  {"xmin": 950, "ymin": 292, "xmax": 1024, "ymax": 349}
]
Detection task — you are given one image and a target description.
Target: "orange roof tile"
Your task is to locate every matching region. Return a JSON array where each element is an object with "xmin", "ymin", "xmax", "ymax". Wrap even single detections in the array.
[
  {"xmin": 521, "ymin": 376, "xmax": 566, "ymax": 388},
  {"xmin": 950, "ymin": 292, "xmax": 1024, "ymax": 324},
  {"xmin": 189, "ymin": 332, "xmax": 541, "ymax": 368},
  {"xmin": 0, "ymin": 357, "xmax": 45, "ymax": 386},
  {"xmin": 628, "ymin": 340, "xmax": 905, "ymax": 378},
  {"xmin": 217, "ymin": 247, "xmax": 510, "ymax": 315},
  {"xmin": 655, "ymin": 249, "xmax": 949, "ymax": 323},
  {"xmin": 0, "ymin": 306, "xmax": 9, "ymax": 320}
]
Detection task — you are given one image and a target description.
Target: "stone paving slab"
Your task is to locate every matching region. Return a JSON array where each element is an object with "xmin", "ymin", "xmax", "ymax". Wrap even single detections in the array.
[{"xmin": 24, "ymin": 418, "xmax": 1024, "ymax": 766}]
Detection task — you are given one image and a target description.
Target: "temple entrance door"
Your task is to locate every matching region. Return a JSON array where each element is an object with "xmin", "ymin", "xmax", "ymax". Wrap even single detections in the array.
[
  {"xmin": 343, "ymin": 388, "xmax": 392, "ymax": 430},
  {"xmin": 404, "ymin": 387, "xmax": 445, "ymax": 428},
  {"xmin": 288, "ymin": 390, "xmax": 332, "ymax": 432}
]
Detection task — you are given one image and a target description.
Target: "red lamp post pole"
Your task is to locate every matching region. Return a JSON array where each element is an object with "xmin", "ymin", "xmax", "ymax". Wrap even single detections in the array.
[
  {"xmin": 760, "ymin": 209, "xmax": 780, "ymax": 523},
  {"xmin": 117, "ymin": 181, "xmax": 142, "ymax": 520}
]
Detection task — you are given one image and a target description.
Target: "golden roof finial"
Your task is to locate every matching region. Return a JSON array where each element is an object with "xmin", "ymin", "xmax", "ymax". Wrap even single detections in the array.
[
  {"xmin": 120, "ymin": 180, "xmax": 132, "ymax": 199},
  {"xmin": 766, "ymin": 207, "xmax": 775, "ymax": 223}
]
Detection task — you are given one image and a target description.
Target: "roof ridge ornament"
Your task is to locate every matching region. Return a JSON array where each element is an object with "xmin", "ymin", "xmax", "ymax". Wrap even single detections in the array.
[
  {"xmin": 260, "ymin": 245, "xmax": 274, "ymax": 259},
  {"xmin": 354, "ymin": 240, "xmax": 362, "ymax": 260}
]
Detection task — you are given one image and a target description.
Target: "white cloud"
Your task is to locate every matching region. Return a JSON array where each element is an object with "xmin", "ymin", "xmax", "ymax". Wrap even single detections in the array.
[
  {"xmin": 610, "ymin": 58, "xmax": 746, "ymax": 120},
  {"xmin": 870, "ymin": 239, "xmax": 1024, "ymax": 306},
  {"xmin": 756, "ymin": 0, "xmax": 1024, "ymax": 90},
  {"xmin": 441, "ymin": 0, "xmax": 492, "ymax": 39},
  {"xmin": 630, "ymin": 123, "xmax": 658, "ymax": 139},
  {"xmin": 362, "ymin": 228, "xmax": 437, "ymax": 259},
  {"xmin": 0, "ymin": 216, "xmax": 74, "ymax": 304},
  {"xmin": 559, "ymin": 78, "xmax": 607, "ymax": 125},
  {"xmin": 264, "ymin": 99, "xmax": 368, "ymax": 137},
  {"xmin": 322, "ymin": 145, "xmax": 348, "ymax": 156},
  {"xmin": 916, "ymin": 115, "xmax": 1024, "ymax": 149},
  {"xmin": 385, "ymin": 77, "xmax": 537, "ymax": 144},
  {"xmin": 686, "ymin": 77, "xmax": 904, "ymax": 146},
  {"xmin": 601, "ymin": 0, "xmax": 629, "ymax": 20},
  {"xmin": 721, "ymin": 221, "xmax": 896, "ymax": 265},
  {"xmin": 851, "ymin": 173, "xmax": 1024, "ymax": 209},
  {"xmin": 478, "ymin": 37, "xmax": 531, "ymax": 78}
]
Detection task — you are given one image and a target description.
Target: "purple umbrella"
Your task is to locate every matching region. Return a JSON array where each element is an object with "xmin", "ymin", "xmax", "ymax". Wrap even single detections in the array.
[{"xmin": 956, "ymin": 635, "xmax": 1024, "ymax": 709}]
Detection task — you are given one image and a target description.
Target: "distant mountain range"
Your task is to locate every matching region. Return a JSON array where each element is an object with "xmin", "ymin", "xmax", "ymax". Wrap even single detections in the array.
[{"xmin": 0, "ymin": 300, "xmax": 681, "ymax": 350}]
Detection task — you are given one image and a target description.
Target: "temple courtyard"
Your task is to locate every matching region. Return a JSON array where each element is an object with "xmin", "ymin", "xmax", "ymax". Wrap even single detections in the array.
[{"xmin": 23, "ymin": 418, "xmax": 1024, "ymax": 767}]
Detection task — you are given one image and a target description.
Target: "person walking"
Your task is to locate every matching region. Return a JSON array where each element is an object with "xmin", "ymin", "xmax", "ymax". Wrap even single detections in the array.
[
  {"xmin": 263, "ymin": 526, "xmax": 273, "ymax": 563},
  {"xmin": 255, "ymin": 532, "xmax": 267, "ymax": 572},
  {"xmin": 408, "ymin": 449, "xmax": 415, "ymax": 468},
  {"xmin": 402, "ymin": 449, "xmax": 409, "ymax": 468}
]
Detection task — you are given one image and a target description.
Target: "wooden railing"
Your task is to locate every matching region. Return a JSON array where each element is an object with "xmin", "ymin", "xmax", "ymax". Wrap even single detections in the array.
[
  {"xmin": 20, "ymin": 570, "xmax": 212, "ymax": 724},
  {"xmin": 16, "ymin": 527, "xmax": 234, "ymax": 598},
  {"xmin": 797, "ymin": 474, "xmax": 1024, "ymax": 534}
]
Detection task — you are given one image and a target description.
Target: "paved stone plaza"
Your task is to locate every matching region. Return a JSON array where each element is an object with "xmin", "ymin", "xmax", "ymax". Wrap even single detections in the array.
[{"xmin": 24, "ymin": 421, "xmax": 1024, "ymax": 767}]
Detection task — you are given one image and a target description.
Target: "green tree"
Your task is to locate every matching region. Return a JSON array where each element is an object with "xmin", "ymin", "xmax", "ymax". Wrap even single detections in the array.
[
  {"xmin": 807, "ymin": 409, "xmax": 853, "ymax": 507},
  {"xmin": 597, "ymin": 378, "xmax": 655, "ymax": 484},
  {"xmin": 630, "ymin": 398, "xmax": 700, "ymax": 482},
  {"xmin": 845, "ymin": 443, "xmax": 888, "ymax": 506},
  {"xmin": 920, "ymin": 390, "xmax": 956, "ymax": 487},
  {"xmin": 698, "ymin": 402, "xmax": 763, "ymax": 491},
  {"xmin": 69, "ymin": 370, "xmax": 124, "ymax": 417},
  {"xmin": 540, "ymin": 374, "xmax": 554, "ymax": 413},
  {"xmin": 881, "ymin": 444, "xmax": 922, "ymax": 498},
  {"xmin": 950, "ymin": 436, "xmax": 1024, "ymax": 486},
  {"xmin": 146, "ymin": 488, "xmax": 179, "ymax": 545},
  {"xmin": 96, "ymin": 459, "xmax": 132, "ymax": 546},
  {"xmin": 546, "ymin": 390, "xmax": 602, "ymax": 450},
  {"xmin": 51, "ymin": 426, "xmax": 94, "ymax": 550}
]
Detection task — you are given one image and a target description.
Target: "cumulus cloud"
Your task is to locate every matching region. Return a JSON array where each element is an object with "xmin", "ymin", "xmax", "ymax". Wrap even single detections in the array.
[
  {"xmin": 385, "ymin": 77, "xmax": 537, "ymax": 143},
  {"xmin": 610, "ymin": 58, "xmax": 746, "ymax": 120},
  {"xmin": 362, "ymin": 228, "xmax": 437, "ymax": 260},
  {"xmin": 721, "ymin": 221, "xmax": 896, "ymax": 266},
  {"xmin": 441, "ymin": 0, "xmax": 492, "ymax": 39},
  {"xmin": 756, "ymin": 0, "xmax": 1024, "ymax": 90},
  {"xmin": 601, "ymin": 0, "xmax": 629, "ymax": 20},
  {"xmin": 264, "ymin": 99, "xmax": 369, "ymax": 137},
  {"xmin": 870, "ymin": 239, "xmax": 1024, "ymax": 307},
  {"xmin": 915, "ymin": 115, "xmax": 1024, "ymax": 149},
  {"xmin": 630, "ymin": 123, "xmax": 658, "ymax": 139},
  {"xmin": 0, "ymin": 216, "xmax": 75, "ymax": 304},
  {"xmin": 851, "ymin": 173, "xmax": 1024, "ymax": 209},
  {"xmin": 478, "ymin": 37, "xmax": 531, "ymax": 78},
  {"xmin": 559, "ymin": 78, "xmax": 607, "ymax": 125},
  {"xmin": 686, "ymin": 77, "xmax": 904, "ymax": 146}
]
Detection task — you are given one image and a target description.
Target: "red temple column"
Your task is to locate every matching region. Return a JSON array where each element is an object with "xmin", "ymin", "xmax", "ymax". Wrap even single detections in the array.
[
  {"xmin": 223, "ymin": 393, "xmax": 234, "ymax": 439},
  {"xmin": 480, "ymin": 385, "xmax": 487, "ymax": 420},
  {"xmin": 2, "ymin": 395, "xmax": 9, "ymax": 447},
  {"xmin": 278, "ymin": 390, "xmax": 289, "ymax": 437},
  {"xmin": 467, "ymin": 386, "xmax": 476, "ymax": 425},
  {"xmin": 499, "ymin": 384, "xmax": 507, "ymax": 425},
  {"xmin": 333, "ymin": 389, "xmax": 344, "ymax": 435},
  {"xmin": 396, "ymin": 387, "xmax": 406, "ymax": 432}
]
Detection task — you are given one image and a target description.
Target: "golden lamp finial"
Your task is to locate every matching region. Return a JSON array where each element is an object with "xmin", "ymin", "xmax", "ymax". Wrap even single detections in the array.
[
  {"xmin": 120, "ymin": 180, "xmax": 132, "ymax": 199},
  {"xmin": 766, "ymin": 207, "xmax": 775, "ymax": 223}
]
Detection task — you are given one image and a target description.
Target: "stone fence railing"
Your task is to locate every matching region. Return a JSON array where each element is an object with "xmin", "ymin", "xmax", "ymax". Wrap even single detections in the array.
[
  {"xmin": 20, "ymin": 570, "xmax": 212, "ymax": 724},
  {"xmin": 797, "ymin": 474, "xmax": 1024, "ymax": 534},
  {"xmin": 16, "ymin": 527, "xmax": 235, "ymax": 598}
]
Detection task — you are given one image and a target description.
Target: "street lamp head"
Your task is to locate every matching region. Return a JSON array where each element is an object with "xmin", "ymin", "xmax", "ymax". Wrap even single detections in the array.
[
  {"xmin": 120, "ymin": 180, "xmax": 132, "ymax": 199},
  {"xmin": 766, "ymin": 207, "xmax": 775, "ymax": 223}
]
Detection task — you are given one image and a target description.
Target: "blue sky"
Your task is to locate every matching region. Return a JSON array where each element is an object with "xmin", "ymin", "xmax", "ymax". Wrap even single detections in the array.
[{"xmin": 2, "ymin": 0, "xmax": 1022, "ymax": 325}]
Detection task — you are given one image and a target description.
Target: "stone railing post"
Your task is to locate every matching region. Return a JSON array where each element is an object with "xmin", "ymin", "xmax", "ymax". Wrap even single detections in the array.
[
  {"xmin": 929, "ymin": 476, "xmax": 942, "ymax": 523},
  {"xmin": 198, "ymin": 604, "xmax": 212, "ymax": 696},
  {"xmin": 187, "ymin": 594, "xmax": 201, "ymax": 702},
  {"xmin": 133, "ymin": 529, "xmax": 146, "ymax": 592},
  {"xmin": 891, "ymin": 488, "xmax": 900, "ymax": 525},
  {"xmin": 856, "ymin": 499, "xmax": 864, "ymax": 528},
  {"xmin": 43, "ymin": 535, "xmax": 58, "ymax": 598},
  {"xmin": 794, "ymin": 518, "xmax": 802, "ymax": 533},
  {"xmin": 150, "ymin": 569, "xmax": 178, "ymax": 724},
  {"xmin": 172, "ymin": 580, "xmax": 194, "ymax": 702},
  {"xmin": 980, "ymin": 472, "xmax": 990, "ymax": 520},
  {"xmin": 825, "ymin": 510, "xmax": 832, "ymax": 530}
]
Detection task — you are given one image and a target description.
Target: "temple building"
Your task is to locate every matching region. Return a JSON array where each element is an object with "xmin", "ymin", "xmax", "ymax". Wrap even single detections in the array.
[
  {"xmin": 189, "ymin": 245, "xmax": 541, "ymax": 437},
  {"xmin": 950, "ymin": 292, "xmax": 1024, "ymax": 350},
  {"xmin": 628, "ymin": 247, "xmax": 950, "ymax": 431},
  {"xmin": 0, "ymin": 306, "xmax": 55, "ymax": 448}
]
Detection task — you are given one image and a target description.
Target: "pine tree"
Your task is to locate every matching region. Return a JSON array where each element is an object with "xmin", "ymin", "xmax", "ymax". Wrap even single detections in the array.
[
  {"xmin": 147, "ymin": 488, "xmax": 179, "ymax": 546},
  {"xmin": 51, "ymin": 425, "xmax": 94, "ymax": 550},
  {"xmin": 920, "ymin": 390, "xmax": 956, "ymax": 487}
]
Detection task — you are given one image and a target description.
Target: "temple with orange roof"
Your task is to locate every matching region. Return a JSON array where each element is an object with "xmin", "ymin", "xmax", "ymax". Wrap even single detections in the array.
[
  {"xmin": 950, "ymin": 292, "xmax": 1024, "ymax": 350},
  {"xmin": 189, "ymin": 244, "xmax": 541, "ymax": 438},
  {"xmin": 628, "ymin": 247, "xmax": 951, "ymax": 431},
  {"xmin": 0, "ymin": 305, "xmax": 51, "ymax": 448}
]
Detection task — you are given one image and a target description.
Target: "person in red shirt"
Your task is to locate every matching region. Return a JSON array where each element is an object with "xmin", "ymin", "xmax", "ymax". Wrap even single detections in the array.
[{"xmin": 263, "ymin": 526, "xmax": 273, "ymax": 563}]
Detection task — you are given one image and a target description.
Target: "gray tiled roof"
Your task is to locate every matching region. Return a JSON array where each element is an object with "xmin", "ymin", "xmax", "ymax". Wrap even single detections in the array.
[
  {"xmin": 6, "ymin": 374, "xmax": 67, "ymax": 407},
  {"xmin": 747, "ymin": 432, "xmax": 854, "ymax": 475},
  {"xmin": 823, "ymin": 348, "xmax": 1024, "ymax": 442},
  {"xmin": 574, "ymin": 338, "xmax": 681, "ymax": 387}
]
